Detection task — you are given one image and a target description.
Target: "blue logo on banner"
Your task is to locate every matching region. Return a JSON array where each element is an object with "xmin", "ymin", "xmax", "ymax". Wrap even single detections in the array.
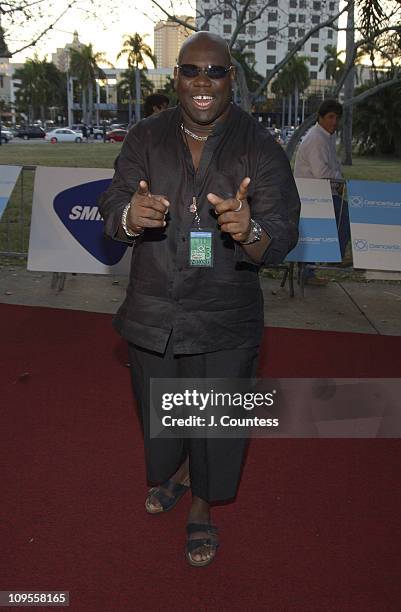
[
  {"xmin": 350, "ymin": 196, "xmax": 363, "ymax": 208},
  {"xmin": 353, "ymin": 238, "xmax": 401, "ymax": 253},
  {"xmin": 348, "ymin": 181, "xmax": 401, "ymax": 226},
  {"xmin": 353, "ymin": 239, "xmax": 368, "ymax": 251},
  {"xmin": 53, "ymin": 179, "xmax": 128, "ymax": 265}
]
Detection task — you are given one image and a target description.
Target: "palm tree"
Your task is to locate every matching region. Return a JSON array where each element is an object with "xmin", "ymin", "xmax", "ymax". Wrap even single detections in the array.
[
  {"xmin": 117, "ymin": 33, "xmax": 156, "ymax": 122},
  {"xmin": 319, "ymin": 44, "xmax": 345, "ymax": 83},
  {"xmin": 117, "ymin": 33, "xmax": 156, "ymax": 69},
  {"xmin": 272, "ymin": 56, "xmax": 310, "ymax": 128},
  {"xmin": 271, "ymin": 69, "xmax": 292, "ymax": 129},
  {"xmin": 42, "ymin": 62, "xmax": 67, "ymax": 120},
  {"xmin": 14, "ymin": 56, "xmax": 66, "ymax": 123},
  {"xmin": 14, "ymin": 58, "xmax": 42, "ymax": 123},
  {"xmin": 69, "ymin": 44, "xmax": 109, "ymax": 124},
  {"xmin": 118, "ymin": 68, "xmax": 154, "ymax": 118},
  {"xmin": 287, "ymin": 56, "xmax": 310, "ymax": 127}
]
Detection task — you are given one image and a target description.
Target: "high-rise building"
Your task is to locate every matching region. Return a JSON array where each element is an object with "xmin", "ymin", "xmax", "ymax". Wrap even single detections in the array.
[
  {"xmin": 196, "ymin": 0, "xmax": 339, "ymax": 83},
  {"xmin": 154, "ymin": 16, "xmax": 195, "ymax": 68}
]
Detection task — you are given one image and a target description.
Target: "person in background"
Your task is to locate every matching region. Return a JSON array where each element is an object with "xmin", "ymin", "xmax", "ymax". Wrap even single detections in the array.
[
  {"xmin": 143, "ymin": 93, "xmax": 169, "ymax": 118},
  {"xmin": 294, "ymin": 99, "xmax": 351, "ymax": 285},
  {"xmin": 81, "ymin": 124, "xmax": 88, "ymax": 142}
]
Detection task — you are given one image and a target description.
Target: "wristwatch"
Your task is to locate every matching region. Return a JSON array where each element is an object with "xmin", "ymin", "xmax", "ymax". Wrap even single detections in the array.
[
  {"xmin": 121, "ymin": 202, "xmax": 143, "ymax": 238},
  {"xmin": 240, "ymin": 219, "xmax": 263, "ymax": 245}
]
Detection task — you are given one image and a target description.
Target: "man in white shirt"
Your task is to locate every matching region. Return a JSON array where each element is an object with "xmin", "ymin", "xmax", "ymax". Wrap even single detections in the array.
[{"xmin": 294, "ymin": 99, "xmax": 351, "ymax": 284}]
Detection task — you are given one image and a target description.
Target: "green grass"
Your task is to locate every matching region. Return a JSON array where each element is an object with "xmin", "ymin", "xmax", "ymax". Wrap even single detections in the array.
[
  {"xmin": 0, "ymin": 143, "xmax": 400, "ymax": 257},
  {"xmin": 1, "ymin": 143, "xmax": 400, "ymax": 178},
  {"xmin": 342, "ymin": 155, "xmax": 401, "ymax": 183},
  {"xmin": 0, "ymin": 142, "xmax": 122, "ymax": 168}
]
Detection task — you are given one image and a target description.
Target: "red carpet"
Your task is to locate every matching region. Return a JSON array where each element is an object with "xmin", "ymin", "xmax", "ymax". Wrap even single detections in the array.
[{"xmin": 1, "ymin": 304, "xmax": 400, "ymax": 611}]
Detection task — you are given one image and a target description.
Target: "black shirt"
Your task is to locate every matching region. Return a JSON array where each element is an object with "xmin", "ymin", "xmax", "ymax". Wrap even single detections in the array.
[{"xmin": 98, "ymin": 104, "xmax": 300, "ymax": 354}]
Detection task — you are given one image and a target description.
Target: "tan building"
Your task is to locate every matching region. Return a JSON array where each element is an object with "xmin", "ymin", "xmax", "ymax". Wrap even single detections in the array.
[
  {"xmin": 154, "ymin": 16, "xmax": 195, "ymax": 69},
  {"xmin": 51, "ymin": 31, "xmax": 84, "ymax": 72}
]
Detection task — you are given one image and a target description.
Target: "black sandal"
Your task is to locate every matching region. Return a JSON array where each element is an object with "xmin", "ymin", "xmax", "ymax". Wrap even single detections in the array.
[
  {"xmin": 145, "ymin": 478, "xmax": 190, "ymax": 514},
  {"xmin": 185, "ymin": 522, "xmax": 219, "ymax": 567}
]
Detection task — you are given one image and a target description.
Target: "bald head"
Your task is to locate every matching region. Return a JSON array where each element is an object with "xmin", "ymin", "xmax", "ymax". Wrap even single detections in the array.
[{"xmin": 178, "ymin": 31, "xmax": 231, "ymax": 65}]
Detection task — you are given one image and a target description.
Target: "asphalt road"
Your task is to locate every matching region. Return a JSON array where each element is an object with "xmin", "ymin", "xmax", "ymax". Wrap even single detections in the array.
[{"xmin": 3, "ymin": 138, "xmax": 107, "ymax": 146}]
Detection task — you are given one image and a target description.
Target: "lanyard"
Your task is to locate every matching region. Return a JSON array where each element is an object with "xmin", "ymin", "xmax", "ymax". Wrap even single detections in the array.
[
  {"xmin": 181, "ymin": 126, "xmax": 214, "ymax": 268},
  {"xmin": 182, "ymin": 127, "xmax": 203, "ymax": 230}
]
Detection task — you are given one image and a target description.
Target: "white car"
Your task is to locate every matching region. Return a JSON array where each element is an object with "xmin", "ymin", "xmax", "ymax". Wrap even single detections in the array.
[
  {"xmin": 46, "ymin": 128, "xmax": 83, "ymax": 143},
  {"xmin": 1, "ymin": 129, "xmax": 13, "ymax": 144}
]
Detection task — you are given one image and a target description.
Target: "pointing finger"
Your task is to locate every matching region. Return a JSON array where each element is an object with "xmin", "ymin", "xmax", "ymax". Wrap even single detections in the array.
[{"xmin": 236, "ymin": 177, "xmax": 251, "ymax": 202}]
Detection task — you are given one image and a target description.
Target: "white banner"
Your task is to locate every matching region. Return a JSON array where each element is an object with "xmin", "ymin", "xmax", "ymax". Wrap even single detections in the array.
[
  {"xmin": 28, "ymin": 167, "xmax": 132, "ymax": 274},
  {"xmin": 286, "ymin": 178, "xmax": 341, "ymax": 262},
  {"xmin": 0, "ymin": 165, "xmax": 22, "ymax": 220},
  {"xmin": 348, "ymin": 180, "xmax": 401, "ymax": 271}
]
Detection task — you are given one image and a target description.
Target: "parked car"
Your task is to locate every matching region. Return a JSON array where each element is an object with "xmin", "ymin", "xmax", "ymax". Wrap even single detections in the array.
[
  {"xmin": 90, "ymin": 125, "xmax": 104, "ymax": 139},
  {"xmin": 105, "ymin": 129, "xmax": 127, "ymax": 143},
  {"xmin": 16, "ymin": 125, "xmax": 46, "ymax": 140},
  {"xmin": 110, "ymin": 123, "xmax": 128, "ymax": 130},
  {"xmin": 45, "ymin": 128, "xmax": 83, "ymax": 143},
  {"xmin": 0, "ymin": 129, "xmax": 13, "ymax": 143}
]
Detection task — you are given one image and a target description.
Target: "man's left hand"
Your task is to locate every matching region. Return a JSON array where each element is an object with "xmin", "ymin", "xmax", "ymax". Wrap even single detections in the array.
[{"xmin": 207, "ymin": 177, "xmax": 251, "ymax": 242}]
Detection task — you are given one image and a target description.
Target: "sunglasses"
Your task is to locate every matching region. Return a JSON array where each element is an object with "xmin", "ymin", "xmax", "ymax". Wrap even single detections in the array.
[{"xmin": 177, "ymin": 64, "xmax": 234, "ymax": 79}]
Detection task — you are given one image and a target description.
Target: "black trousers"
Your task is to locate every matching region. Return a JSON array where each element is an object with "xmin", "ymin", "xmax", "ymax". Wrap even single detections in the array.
[{"xmin": 128, "ymin": 336, "xmax": 259, "ymax": 503}]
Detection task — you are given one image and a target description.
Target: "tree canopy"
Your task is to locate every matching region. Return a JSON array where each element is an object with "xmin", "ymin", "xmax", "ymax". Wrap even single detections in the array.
[
  {"xmin": 353, "ymin": 81, "xmax": 401, "ymax": 157},
  {"xmin": 149, "ymin": 0, "xmax": 401, "ymax": 160},
  {"xmin": 1, "ymin": 0, "xmax": 95, "ymax": 56},
  {"xmin": 13, "ymin": 55, "xmax": 66, "ymax": 122}
]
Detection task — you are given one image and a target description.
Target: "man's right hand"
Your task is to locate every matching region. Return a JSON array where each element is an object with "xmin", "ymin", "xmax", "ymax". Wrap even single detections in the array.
[{"xmin": 126, "ymin": 180, "xmax": 170, "ymax": 233}]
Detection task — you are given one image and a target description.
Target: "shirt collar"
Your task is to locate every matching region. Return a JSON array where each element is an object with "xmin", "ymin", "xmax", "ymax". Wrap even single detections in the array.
[{"xmin": 315, "ymin": 122, "xmax": 335, "ymax": 139}]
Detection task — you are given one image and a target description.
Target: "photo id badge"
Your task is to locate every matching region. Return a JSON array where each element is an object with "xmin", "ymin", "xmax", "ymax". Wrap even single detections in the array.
[{"xmin": 189, "ymin": 230, "xmax": 213, "ymax": 267}]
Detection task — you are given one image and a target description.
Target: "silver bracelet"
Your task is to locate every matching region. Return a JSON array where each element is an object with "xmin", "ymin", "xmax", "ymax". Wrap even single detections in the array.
[
  {"xmin": 121, "ymin": 202, "xmax": 142, "ymax": 238},
  {"xmin": 239, "ymin": 219, "xmax": 263, "ymax": 245}
]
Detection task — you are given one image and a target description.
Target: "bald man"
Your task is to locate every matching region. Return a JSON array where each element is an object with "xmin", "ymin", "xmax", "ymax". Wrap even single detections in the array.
[{"xmin": 99, "ymin": 32, "xmax": 300, "ymax": 567}]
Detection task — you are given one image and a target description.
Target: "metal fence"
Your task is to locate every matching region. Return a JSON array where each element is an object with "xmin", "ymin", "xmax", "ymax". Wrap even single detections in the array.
[{"xmin": 0, "ymin": 165, "xmax": 36, "ymax": 257}]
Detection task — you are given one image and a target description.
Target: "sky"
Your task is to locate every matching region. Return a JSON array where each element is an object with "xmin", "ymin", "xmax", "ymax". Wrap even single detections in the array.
[
  {"xmin": 7, "ymin": 0, "xmax": 195, "ymax": 66},
  {"xmin": 5, "ymin": 0, "xmax": 348, "ymax": 67}
]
